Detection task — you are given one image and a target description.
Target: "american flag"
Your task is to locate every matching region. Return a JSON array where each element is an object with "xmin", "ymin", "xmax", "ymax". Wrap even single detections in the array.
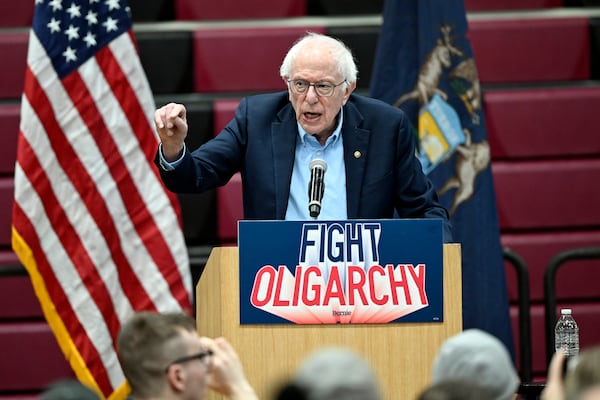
[{"xmin": 11, "ymin": 0, "xmax": 193, "ymax": 397}]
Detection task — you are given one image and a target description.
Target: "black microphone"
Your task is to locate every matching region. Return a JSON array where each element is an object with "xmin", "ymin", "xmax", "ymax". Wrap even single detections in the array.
[{"xmin": 308, "ymin": 159, "xmax": 327, "ymax": 218}]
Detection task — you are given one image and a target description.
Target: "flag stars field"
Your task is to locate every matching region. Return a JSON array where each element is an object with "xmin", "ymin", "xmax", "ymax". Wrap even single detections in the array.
[{"xmin": 34, "ymin": 0, "xmax": 131, "ymax": 77}]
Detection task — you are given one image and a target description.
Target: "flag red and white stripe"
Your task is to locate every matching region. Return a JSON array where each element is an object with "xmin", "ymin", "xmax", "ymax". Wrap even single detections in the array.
[{"xmin": 12, "ymin": 1, "xmax": 192, "ymax": 398}]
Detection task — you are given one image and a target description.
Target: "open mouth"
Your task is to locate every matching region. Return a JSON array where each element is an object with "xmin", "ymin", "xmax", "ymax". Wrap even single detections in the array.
[{"xmin": 303, "ymin": 112, "xmax": 321, "ymax": 120}]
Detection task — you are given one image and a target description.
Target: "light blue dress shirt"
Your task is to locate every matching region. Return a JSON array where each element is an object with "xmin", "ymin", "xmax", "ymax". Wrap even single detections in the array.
[{"xmin": 285, "ymin": 109, "xmax": 347, "ymax": 220}]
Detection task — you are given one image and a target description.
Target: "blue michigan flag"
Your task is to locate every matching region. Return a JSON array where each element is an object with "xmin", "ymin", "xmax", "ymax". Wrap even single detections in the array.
[{"xmin": 369, "ymin": 0, "xmax": 514, "ymax": 354}]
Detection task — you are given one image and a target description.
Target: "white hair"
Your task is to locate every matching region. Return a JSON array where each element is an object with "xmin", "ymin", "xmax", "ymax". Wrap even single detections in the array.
[{"xmin": 279, "ymin": 32, "xmax": 358, "ymax": 85}]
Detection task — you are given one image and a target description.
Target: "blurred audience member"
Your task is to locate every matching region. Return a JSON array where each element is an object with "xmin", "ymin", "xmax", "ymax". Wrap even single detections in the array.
[
  {"xmin": 431, "ymin": 329, "xmax": 520, "ymax": 400},
  {"xmin": 117, "ymin": 311, "xmax": 257, "ymax": 400},
  {"xmin": 288, "ymin": 347, "xmax": 382, "ymax": 400}
]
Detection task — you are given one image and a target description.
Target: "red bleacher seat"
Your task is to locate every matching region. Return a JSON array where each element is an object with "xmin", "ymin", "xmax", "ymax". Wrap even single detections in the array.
[
  {"xmin": 464, "ymin": 0, "xmax": 561, "ymax": 11},
  {"xmin": 0, "ymin": 275, "xmax": 43, "ymax": 320},
  {"xmin": 0, "ymin": 104, "xmax": 20, "ymax": 174},
  {"xmin": 0, "ymin": 2, "xmax": 34, "ymax": 28},
  {"xmin": 175, "ymin": 0, "xmax": 305, "ymax": 20},
  {"xmin": 503, "ymin": 232, "xmax": 600, "ymax": 302},
  {"xmin": 0, "ymin": 323, "xmax": 73, "ymax": 391},
  {"xmin": 0, "ymin": 32, "xmax": 28, "ymax": 99},
  {"xmin": 217, "ymin": 172, "xmax": 242, "ymax": 245},
  {"xmin": 485, "ymin": 86, "xmax": 600, "ymax": 159},
  {"xmin": 193, "ymin": 26, "xmax": 326, "ymax": 93},
  {"xmin": 592, "ymin": 17, "xmax": 600, "ymax": 80},
  {"xmin": 213, "ymin": 99, "xmax": 240, "ymax": 134},
  {"xmin": 0, "ymin": 252, "xmax": 19, "ymax": 265},
  {"xmin": 469, "ymin": 17, "xmax": 590, "ymax": 83},
  {"xmin": 0, "ymin": 180, "xmax": 14, "ymax": 248},
  {"xmin": 493, "ymin": 159, "xmax": 600, "ymax": 230}
]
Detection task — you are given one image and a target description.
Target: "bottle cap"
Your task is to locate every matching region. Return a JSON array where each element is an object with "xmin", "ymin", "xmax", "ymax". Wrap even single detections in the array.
[{"xmin": 561, "ymin": 308, "xmax": 572, "ymax": 315}]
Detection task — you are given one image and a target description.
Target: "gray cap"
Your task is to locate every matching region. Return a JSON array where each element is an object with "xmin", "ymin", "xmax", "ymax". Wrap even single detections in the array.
[
  {"xmin": 431, "ymin": 329, "xmax": 520, "ymax": 400},
  {"xmin": 294, "ymin": 347, "xmax": 382, "ymax": 400}
]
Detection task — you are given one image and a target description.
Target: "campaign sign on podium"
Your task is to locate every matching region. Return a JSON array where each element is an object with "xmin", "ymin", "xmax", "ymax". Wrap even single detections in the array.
[{"xmin": 238, "ymin": 219, "xmax": 443, "ymax": 324}]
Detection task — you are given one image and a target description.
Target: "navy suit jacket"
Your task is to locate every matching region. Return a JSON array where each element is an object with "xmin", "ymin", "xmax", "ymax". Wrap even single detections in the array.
[{"xmin": 157, "ymin": 92, "xmax": 452, "ymax": 241}]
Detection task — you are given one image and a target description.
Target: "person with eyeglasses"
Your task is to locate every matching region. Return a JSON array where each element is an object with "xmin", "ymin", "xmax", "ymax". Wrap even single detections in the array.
[
  {"xmin": 116, "ymin": 311, "xmax": 257, "ymax": 400},
  {"xmin": 154, "ymin": 32, "xmax": 452, "ymax": 241}
]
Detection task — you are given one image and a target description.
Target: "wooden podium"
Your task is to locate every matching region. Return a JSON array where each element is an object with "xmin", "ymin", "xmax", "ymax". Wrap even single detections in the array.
[{"xmin": 196, "ymin": 243, "xmax": 461, "ymax": 400}]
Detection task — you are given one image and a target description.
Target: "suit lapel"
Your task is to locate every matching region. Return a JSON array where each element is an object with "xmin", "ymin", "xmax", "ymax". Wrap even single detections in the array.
[
  {"xmin": 342, "ymin": 102, "xmax": 370, "ymax": 219},
  {"xmin": 272, "ymin": 104, "xmax": 297, "ymax": 219}
]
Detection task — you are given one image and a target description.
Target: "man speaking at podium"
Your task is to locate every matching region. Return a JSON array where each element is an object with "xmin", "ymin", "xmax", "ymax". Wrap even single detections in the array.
[{"xmin": 154, "ymin": 32, "xmax": 452, "ymax": 242}]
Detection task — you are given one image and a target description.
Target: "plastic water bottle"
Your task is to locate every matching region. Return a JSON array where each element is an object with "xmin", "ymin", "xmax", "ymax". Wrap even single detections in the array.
[{"xmin": 555, "ymin": 308, "xmax": 580, "ymax": 357}]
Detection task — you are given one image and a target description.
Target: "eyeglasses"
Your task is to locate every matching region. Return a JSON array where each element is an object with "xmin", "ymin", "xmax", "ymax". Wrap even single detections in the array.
[
  {"xmin": 287, "ymin": 79, "xmax": 347, "ymax": 97},
  {"xmin": 164, "ymin": 350, "xmax": 213, "ymax": 373}
]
